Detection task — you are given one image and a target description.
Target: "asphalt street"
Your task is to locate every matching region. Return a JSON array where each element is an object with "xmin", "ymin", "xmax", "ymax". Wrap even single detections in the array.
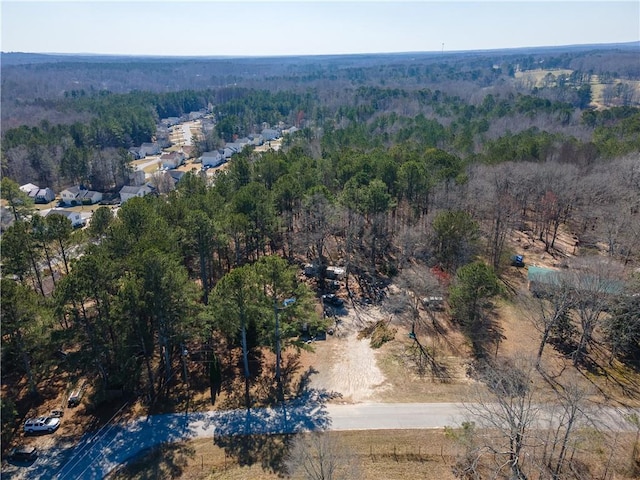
[{"xmin": 2, "ymin": 400, "xmax": 637, "ymax": 480}]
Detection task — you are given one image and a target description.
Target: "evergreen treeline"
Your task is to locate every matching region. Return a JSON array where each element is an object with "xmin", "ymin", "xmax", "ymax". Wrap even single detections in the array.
[{"xmin": 3, "ymin": 82, "xmax": 640, "ymax": 190}]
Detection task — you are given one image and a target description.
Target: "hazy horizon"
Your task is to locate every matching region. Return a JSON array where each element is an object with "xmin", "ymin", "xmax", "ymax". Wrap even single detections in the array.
[
  {"xmin": 3, "ymin": 39, "xmax": 639, "ymax": 59},
  {"xmin": 2, "ymin": 1, "xmax": 639, "ymax": 58}
]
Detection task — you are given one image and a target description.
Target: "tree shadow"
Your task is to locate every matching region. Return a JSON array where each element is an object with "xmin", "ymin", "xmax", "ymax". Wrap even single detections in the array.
[
  {"xmin": 212, "ymin": 366, "xmax": 341, "ymax": 474},
  {"xmin": 408, "ymin": 335, "xmax": 452, "ymax": 382},
  {"xmin": 109, "ymin": 442, "xmax": 195, "ymax": 480},
  {"xmin": 539, "ymin": 345, "xmax": 640, "ymax": 408},
  {"xmin": 466, "ymin": 309, "xmax": 505, "ymax": 361},
  {"xmin": 41, "ymin": 409, "xmax": 210, "ymax": 479},
  {"xmin": 578, "ymin": 346, "xmax": 640, "ymax": 403}
]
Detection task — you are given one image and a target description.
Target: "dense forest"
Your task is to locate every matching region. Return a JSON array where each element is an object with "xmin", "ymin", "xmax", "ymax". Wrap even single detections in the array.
[{"xmin": 1, "ymin": 43, "xmax": 640, "ymax": 478}]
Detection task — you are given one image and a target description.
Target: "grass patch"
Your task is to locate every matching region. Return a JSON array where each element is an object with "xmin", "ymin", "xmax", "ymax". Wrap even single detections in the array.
[{"xmin": 107, "ymin": 430, "xmax": 458, "ymax": 480}]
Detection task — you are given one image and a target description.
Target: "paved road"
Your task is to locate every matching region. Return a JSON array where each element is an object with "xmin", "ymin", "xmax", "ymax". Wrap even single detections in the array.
[
  {"xmin": 132, "ymin": 155, "xmax": 161, "ymax": 172},
  {"xmin": 2, "ymin": 400, "xmax": 637, "ymax": 480},
  {"xmin": 181, "ymin": 123, "xmax": 192, "ymax": 146}
]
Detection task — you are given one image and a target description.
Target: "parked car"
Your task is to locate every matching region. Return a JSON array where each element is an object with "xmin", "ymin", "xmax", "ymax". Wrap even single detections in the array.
[
  {"xmin": 67, "ymin": 389, "xmax": 83, "ymax": 407},
  {"xmin": 421, "ymin": 296, "xmax": 445, "ymax": 310},
  {"xmin": 9, "ymin": 445, "xmax": 38, "ymax": 461},
  {"xmin": 24, "ymin": 416, "xmax": 60, "ymax": 434},
  {"xmin": 322, "ymin": 294, "xmax": 344, "ymax": 308}
]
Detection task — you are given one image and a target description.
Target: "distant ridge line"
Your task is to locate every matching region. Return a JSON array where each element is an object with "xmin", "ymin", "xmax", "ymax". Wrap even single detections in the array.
[{"xmin": 2, "ymin": 41, "xmax": 639, "ymax": 66}]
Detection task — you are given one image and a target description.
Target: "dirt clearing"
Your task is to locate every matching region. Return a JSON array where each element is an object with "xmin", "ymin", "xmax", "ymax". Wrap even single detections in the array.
[{"xmin": 303, "ymin": 305, "xmax": 390, "ymax": 403}]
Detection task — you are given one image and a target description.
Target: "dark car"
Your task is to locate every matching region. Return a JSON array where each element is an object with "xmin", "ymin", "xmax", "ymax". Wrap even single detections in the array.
[
  {"xmin": 322, "ymin": 294, "xmax": 344, "ymax": 308},
  {"xmin": 9, "ymin": 445, "xmax": 38, "ymax": 461}
]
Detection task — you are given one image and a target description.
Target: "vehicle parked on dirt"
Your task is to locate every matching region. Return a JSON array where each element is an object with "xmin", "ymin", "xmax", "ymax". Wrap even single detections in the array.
[
  {"xmin": 322, "ymin": 293, "xmax": 344, "ymax": 308},
  {"xmin": 68, "ymin": 389, "xmax": 83, "ymax": 407},
  {"xmin": 24, "ymin": 416, "xmax": 60, "ymax": 433},
  {"xmin": 421, "ymin": 296, "xmax": 444, "ymax": 310},
  {"xmin": 9, "ymin": 445, "xmax": 38, "ymax": 461}
]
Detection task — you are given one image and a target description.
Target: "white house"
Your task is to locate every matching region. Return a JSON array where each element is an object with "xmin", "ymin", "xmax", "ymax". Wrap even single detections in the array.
[
  {"xmin": 60, "ymin": 186, "xmax": 102, "ymax": 206},
  {"xmin": 33, "ymin": 188, "xmax": 56, "ymax": 204},
  {"xmin": 128, "ymin": 170, "xmax": 146, "ymax": 186},
  {"xmin": 225, "ymin": 142, "xmax": 244, "ymax": 153},
  {"xmin": 220, "ymin": 147, "xmax": 235, "ymax": 159},
  {"xmin": 236, "ymin": 137, "xmax": 251, "ymax": 148},
  {"xmin": 201, "ymin": 151, "xmax": 224, "ymax": 168},
  {"xmin": 59, "ymin": 187, "xmax": 79, "ymax": 205},
  {"xmin": 46, "ymin": 209, "xmax": 85, "ymax": 228},
  {"xmin": 19, "ymin": 183, "xmax": 39, "ymax": 194},
  {"xmin": 77, "ymin": 190, "xmax": 103, "ymax": 205},
  {"xmin": 119, "ymin": 185, "xmax": 153, "ymax": 203},
  {"xmin": 140, "ymin": 142, "xmax": 161, "ymax": 157},
  {"xmin": 20, "ymin": 184, "xmax": 55, "ymax": 204},
  {"xmin": 248, "ymin": 134, "xmax": 264, "ymax": 146},
  {"xmin": 261, "ymin": 128, "xmax": 280, "ymax": 141},
  {"xmin": 160, "ymin": 151, "xmax": 186, "ymax": 170}
]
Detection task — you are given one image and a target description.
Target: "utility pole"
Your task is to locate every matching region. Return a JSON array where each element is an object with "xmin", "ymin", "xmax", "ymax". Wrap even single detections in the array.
[
  {"xmin": 274, "ymin": 297, "xmax": 296, "ymax": 402},
  {"xmin": 274, "ymin": 300, "xmax": 282, "ymax": 400},
  {"xmin": 180, "ymin": 344, "xmax": 189, "ymax": 385}
]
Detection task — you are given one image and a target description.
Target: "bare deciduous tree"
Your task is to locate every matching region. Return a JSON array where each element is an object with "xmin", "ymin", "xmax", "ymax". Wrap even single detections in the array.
[
  {"xmin": 543, "ymin": 379, "xmax": 591, "ymax": 479},
  {"xmin": 524, "ymin": 278, "xmax": 575, "ymax": 367},
  {"xmin": 567, "ymin": 258, "xmax": 622, "ymax": 366},
  {"xmin": 286, "ymin": 432, "xmax": 360, "ymax": 480},
  {"xmin": 463, "ymin": 357, "xmax": 540, "ymax": 480},
  {"xmin": 468, "ymin": 162, "xmax": 519, "ymax": 270}
]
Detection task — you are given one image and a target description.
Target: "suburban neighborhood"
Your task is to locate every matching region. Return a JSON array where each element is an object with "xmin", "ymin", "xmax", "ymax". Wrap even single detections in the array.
[{"xmin": 5, "ymin": 115, "xmax": 288, "ymax": 232}]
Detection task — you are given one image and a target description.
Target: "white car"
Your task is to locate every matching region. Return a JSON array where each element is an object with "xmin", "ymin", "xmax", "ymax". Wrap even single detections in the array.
[{"xmin": 24, "ymin": 416, "xmax": 60, "ymax": 434}]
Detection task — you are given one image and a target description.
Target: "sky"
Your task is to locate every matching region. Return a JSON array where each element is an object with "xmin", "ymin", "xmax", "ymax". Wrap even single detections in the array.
[{"xmin": 1, "ymin": 1, "xmax": 639, "ymax": 57}]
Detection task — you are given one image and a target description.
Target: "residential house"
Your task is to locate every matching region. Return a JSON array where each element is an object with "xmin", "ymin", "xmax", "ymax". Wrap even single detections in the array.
[
  {"xmin": 77, "ymin": 189, "xmax": 103, "ymax": 205},
  {"xmin": 46, "ymin": 209, "xmax": 85, "ymax": 228},
  {"xmin": 19, "ymin": 183, "xmax": 39, "ymax": 194},
  {"xmin": 20, "ymin": 183, "xmax": 55, "ymax": 204},
  {"xmin": 140, "ymin": 142, "xmax": 161, "ymax": 157},
  {"xmin": 261, "ymin": 128, "xmax": 280, "ymax": 141},
  {"xmin": 220, "ymin": 147, "xmax": 235, "ymax": 159},
  {"xmin": 160, "ymin": 151, "xmax": 186, "ymax": 170},
  {"xmin": 119, "ymin": 184, "xmax": 153, "ymax": 203},
  {"xmin": 166, "ymin": 170, "xmax": 186, "ymax": 185},
  {"xmin": 128, "ymin": 170, "xmax": 146, "ymax": 186},
  {"xmin": 33, "ymin": 188, "xmax": 56, "ymax": 204},
  {"xmin": 201, "ymin": 151, "xmax": 224, "ymax": 168},
  {"xmin": 224, "ymin": 142, "xmax": 243, "ymax": 153},
  {"xmin": 236, "ymin": 137, "xmax": 251, "ymax": 149},
  {"xmin": 128, "ymin": 146, "xmax": 144, "ymax": 160},
  {"xmin": 162, "ymin": 117, "xmax": 181, "ymax": 127},
  {"xmin": 60, "ymin": 186, "xmax": 102, "ymax": 206},
  {"xmin": 248, "ymin": 134, "xmax": 264, "ymax": 146}
]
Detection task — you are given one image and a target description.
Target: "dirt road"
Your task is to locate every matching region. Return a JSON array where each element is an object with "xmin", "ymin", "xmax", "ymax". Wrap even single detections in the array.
[{"xmin": 306, "ymin": 304, "xmax": 390, "ymax": 402}]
